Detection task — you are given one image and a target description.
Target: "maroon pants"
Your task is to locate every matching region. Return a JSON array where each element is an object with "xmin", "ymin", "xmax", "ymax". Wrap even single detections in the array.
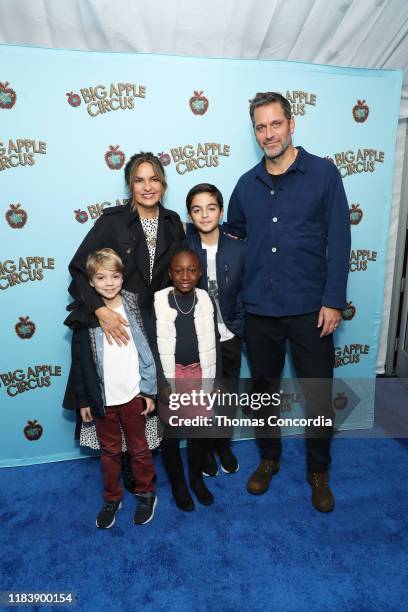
[{"xmin": 94, "ymin": 396, "xmax": 155, "ymax": 501}]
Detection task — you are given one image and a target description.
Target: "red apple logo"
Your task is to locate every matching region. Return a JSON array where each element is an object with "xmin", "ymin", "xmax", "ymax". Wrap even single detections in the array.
[
  {"xmin": 0, "ymin": 82, "xmax": 17, "ymax": 109},
  {"xmin": 24, "ymin": 420, "xmax": 43, "ymax": 441},
  {"xmin": 66, "ymin": 91, "xmax": 81, "ymax": 107},
  {"xmin": 352, "ymin": 100, "xmax": 369, "ymax": 123},
  {"xmin": 189, "ymin": 90, "xmax": 209, "ymax": 115},
  {"xmin": 333, "ymin": 393, "xmax": 348, "ymax": 411},
  {"xmin": 342, "ymin": 302, "xmax": 356, "ymax": 321},
  {"xmin": 15, "ymin": 316, "xmax": 36, "ymax": 339},
  {"xmin": 349, "ymin": 204, "xmax": 363, "ymax": 225},
  {"xmin": 74, "ymin": 209, "xmax": 88, "ymax": 223},
  {"xmin": 158, "ymin": 152, "xmax": 171, "ymax": 166},
  {"xmin": 104, "ymin": 145, "xmax": 126, "ymax": 170},
  {"xmin": 5, "ymin": 203, "xmax": 28, "ymax": 229}
]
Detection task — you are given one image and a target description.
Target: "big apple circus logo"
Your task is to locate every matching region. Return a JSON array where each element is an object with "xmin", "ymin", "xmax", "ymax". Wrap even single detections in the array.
[
  {"xmin": 0, "ymin": 81, "xmax": 17, "ymax": 108},
  {"xmin": 335, "ymin": 344, "xmax": 370, "ymax": 368},
  {"xmin": 0, "ymin": 365, "xmax": 61, "ymax": 397},
  {"xmin": 331, "ymin": 149, "xmax": 384, "ymax": 179},
  {"xmin": 0, "ymin": 139, "xmax": 47, "ymax": 172},
  {"xmin": 5, "ymin": 203, "xmax": 28, "ymax": 229},
  {"xmin": 349, "ymin": 249, "xmax": 376, "ymax": 272},
  {"xmin": 349, "ymin": 204, "xmax": 363, "ymax": 225},
  {"xmin": 67, "ymin": 82, "xmax": 146, "ymax": 118},
  {"xmin": 74, "ymin": 198, "xmax": 128, "ymax": 224},
  {"xmin": 0, "ymin": 257, "xmax": 55, "ymax": 290},
  {"xmin": 285, "ymin": 90, "xmax": 317, "ymax": 115},
  {"xmin": 170, "ymin": 143, "xmax": 230, "ymax": 175}
]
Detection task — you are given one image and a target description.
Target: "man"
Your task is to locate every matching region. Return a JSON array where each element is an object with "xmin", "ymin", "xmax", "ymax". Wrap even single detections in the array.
[{"xmin": 224, "ymin": 92, "xmax": 351, "ymax": 512}]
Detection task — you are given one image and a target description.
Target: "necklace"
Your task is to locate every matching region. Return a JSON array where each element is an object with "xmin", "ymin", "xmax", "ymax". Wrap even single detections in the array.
[{"xmin": 172, "ymin": 289, "xmax": 196, "ymax": 314}]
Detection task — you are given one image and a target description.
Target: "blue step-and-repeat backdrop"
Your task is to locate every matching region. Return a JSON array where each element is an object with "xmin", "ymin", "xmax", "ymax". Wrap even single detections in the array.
[{"xmin": 0, "ymin": 44, "xmax": 402, "ymax": 466}]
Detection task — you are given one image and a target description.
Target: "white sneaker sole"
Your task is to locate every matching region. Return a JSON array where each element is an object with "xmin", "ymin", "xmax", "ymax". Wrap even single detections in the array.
[
  {"xmin": 202, "ymin": 469, "xmax": 219, "ymax": 477},
  {"xmin": 135, "ymin": 495, "xmax": 158, "ymax": 525},
  {"xmin": 220, "ymin": 462, "xmax": 239, "ymax": 474},
  {"xmin": 96, "ymin": 500, "xmax": 122, "ymax": 529}
]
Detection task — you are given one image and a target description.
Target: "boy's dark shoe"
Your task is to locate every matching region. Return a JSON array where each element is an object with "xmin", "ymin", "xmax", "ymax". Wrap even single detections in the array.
[
  {"xmin": 190, "ymin": 477, "xmax": 214, "ymax": 505},
  {"xmin": 172, "ymin": 483, "xmax": 195, "ymax": 512},
  {"xmin": 121, "ymin": 452, "xmax": 136, "ymax": 493},
  {"xmin": 307, "ymin": 471, "xmax": 335, "ymax": 513},
  {"xmin": 202, "ymin": 449, "xmax": 219, "ymax": 477},
  {"xmin": 96, "ymin": 500, "xmax": 122, "ymax": 529},
  {"xmin": 247, "ymin": 459, "xmax": 280, "ymax": 495},
  {"xmin": 216, "ymin": 444, "xmax": 239, "ymax": 474},
  {"xmin": 134, "ymin": 492, "xmax": 157, "ymax": 525}
]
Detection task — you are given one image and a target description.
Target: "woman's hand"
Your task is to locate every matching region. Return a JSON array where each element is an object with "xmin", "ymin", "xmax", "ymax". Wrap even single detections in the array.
[
  {"xmin": 80, "ymin": 407, "xmax": 93, "ymax": 422},
  {"xmin": 95, "ymin": 306, "xmax": 130, "ymax": 346},
  {"xmin": 140, "ymin": 396, "xmax": 155, "ymax": 416}
]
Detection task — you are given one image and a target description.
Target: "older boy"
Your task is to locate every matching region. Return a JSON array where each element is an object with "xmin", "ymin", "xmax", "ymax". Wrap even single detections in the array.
[{"xmin": 186, "ymin": 183, "xmax": 246, "ymax": 476}]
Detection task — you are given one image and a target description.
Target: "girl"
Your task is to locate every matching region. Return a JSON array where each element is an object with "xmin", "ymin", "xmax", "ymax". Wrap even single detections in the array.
[{"xmin": 154, "ymin": 246, "xmax": 221, "ymax": 511}]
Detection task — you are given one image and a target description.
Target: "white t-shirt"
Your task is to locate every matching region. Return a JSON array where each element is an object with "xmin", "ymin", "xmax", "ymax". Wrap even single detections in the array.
[
  {"xmin": 202, "ymin": 242, "xmax": 234, "ymax": 343},
  {"xmin": 103, "ymin": 303, "xmax": 141, "ymax": 405}
]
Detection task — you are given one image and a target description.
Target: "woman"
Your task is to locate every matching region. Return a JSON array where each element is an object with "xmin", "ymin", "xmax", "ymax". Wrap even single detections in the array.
[
  {"xmin": 66, "ymin": 151, "xmax": 185, "ymax": 338},
  {"xmin": 65, "ymin": 152, "xmax": 185, "ymax": 489}
]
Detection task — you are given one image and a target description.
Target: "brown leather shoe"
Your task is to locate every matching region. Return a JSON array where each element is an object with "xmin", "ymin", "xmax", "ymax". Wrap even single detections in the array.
[
  {"xmin": 307, "ymin": 471, "xmax": 335, "ymax": 512},
  {"xmin": 247, "ymin": 459, "xmax": 280, "ymax": 495}
]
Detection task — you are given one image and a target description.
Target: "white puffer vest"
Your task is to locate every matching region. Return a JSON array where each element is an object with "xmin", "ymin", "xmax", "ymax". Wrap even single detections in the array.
[{"xmin": 154, "ymin": 287, "xmax": 217, "ymax": 386}]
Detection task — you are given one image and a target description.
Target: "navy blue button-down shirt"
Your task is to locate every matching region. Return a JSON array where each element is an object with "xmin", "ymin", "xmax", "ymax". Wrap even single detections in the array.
[{"xmin": 224, "ymin": 147, "xmax": 351, "ymax": 317}]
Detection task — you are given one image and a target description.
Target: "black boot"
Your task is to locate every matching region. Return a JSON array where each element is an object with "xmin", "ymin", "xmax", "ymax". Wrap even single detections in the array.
[
  {"xmin": 188, "ymin": 439, "xmax": 214, "ymax": 506},
  {"xmin": 161, "ymin": 439, "xmax": 194, "ymax": 511}
]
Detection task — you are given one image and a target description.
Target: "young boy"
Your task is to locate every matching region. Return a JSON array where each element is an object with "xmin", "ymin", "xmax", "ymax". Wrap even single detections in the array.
[
  {"xmin": 186, "ymin": 183, "xmax": 246, "ymax": 476},
  {"xmin": 63, "ymin": 248, "xmax": 158, "ymax": 528}
]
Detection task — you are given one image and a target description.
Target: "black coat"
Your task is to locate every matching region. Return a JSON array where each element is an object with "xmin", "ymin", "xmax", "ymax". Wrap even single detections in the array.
[{"xmin": 65, "ymin": 203, "xmax": 185, "ymax": 327}]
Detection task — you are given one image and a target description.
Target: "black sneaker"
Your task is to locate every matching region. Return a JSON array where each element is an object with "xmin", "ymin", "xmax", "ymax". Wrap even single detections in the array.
[
  {"xmin": 96, "ymin": 500, "xmax": 122, "ymax": 529},
  {"xmin": 202, "ymin": 449, "xmax": 219, "ymax": 477},
  {"xmin": 134, "ymin": 492, "xmax": 157, "ymax": 525},
  {"xmin": 217, "ymin": 445, "xmax": 239, "ymax": 474}
]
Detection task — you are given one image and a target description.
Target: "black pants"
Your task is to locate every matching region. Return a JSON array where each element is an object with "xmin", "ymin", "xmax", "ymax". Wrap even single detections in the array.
[
  {"xmin": 213, "ymin": 335, "xmax": 242, "ymax": 448},
  {"xmin": 244, "ymin": 312, "xmax": 335, "ymax": 472},
  {"xmin": 161, "ymin": 437, "xmax": 209, "ymax": 486}
]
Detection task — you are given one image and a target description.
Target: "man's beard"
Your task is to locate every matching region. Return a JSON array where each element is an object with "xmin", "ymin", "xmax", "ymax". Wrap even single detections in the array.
[{"xmin": 263, "ymin": 135, "xmax": 292, "ymax": 161}]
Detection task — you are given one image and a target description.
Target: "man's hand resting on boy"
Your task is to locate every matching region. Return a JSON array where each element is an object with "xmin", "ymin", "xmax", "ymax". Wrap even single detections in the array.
[
  {"xmin": 80, "ymin": 407, "xmax": 93, "ymax": 422},
  {"xmin": 140, "ymin": 396, "xmax": 155, "ymax": 416},
  {"xmin": 95, "ymin": 306, "xmax": 130, "ymax": 346}
]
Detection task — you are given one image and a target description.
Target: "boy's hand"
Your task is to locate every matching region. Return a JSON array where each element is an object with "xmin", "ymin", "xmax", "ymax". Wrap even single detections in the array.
[
  {"xmin": 80, "ymin": 407, "xmax": 93, "ymax": 422},
  {"xmin": 140, "ymin": 396, "xmax": 155, "ymax": 416},
  {"xmin": 95, "ymin": 306, "xmax": 130, "ymax": 346}
]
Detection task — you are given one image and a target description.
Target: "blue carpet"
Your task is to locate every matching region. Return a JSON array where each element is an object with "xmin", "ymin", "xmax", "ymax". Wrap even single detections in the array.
[{"xmin": 0, "ymin": 437, "xmax": 407, "ymax": 612}]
